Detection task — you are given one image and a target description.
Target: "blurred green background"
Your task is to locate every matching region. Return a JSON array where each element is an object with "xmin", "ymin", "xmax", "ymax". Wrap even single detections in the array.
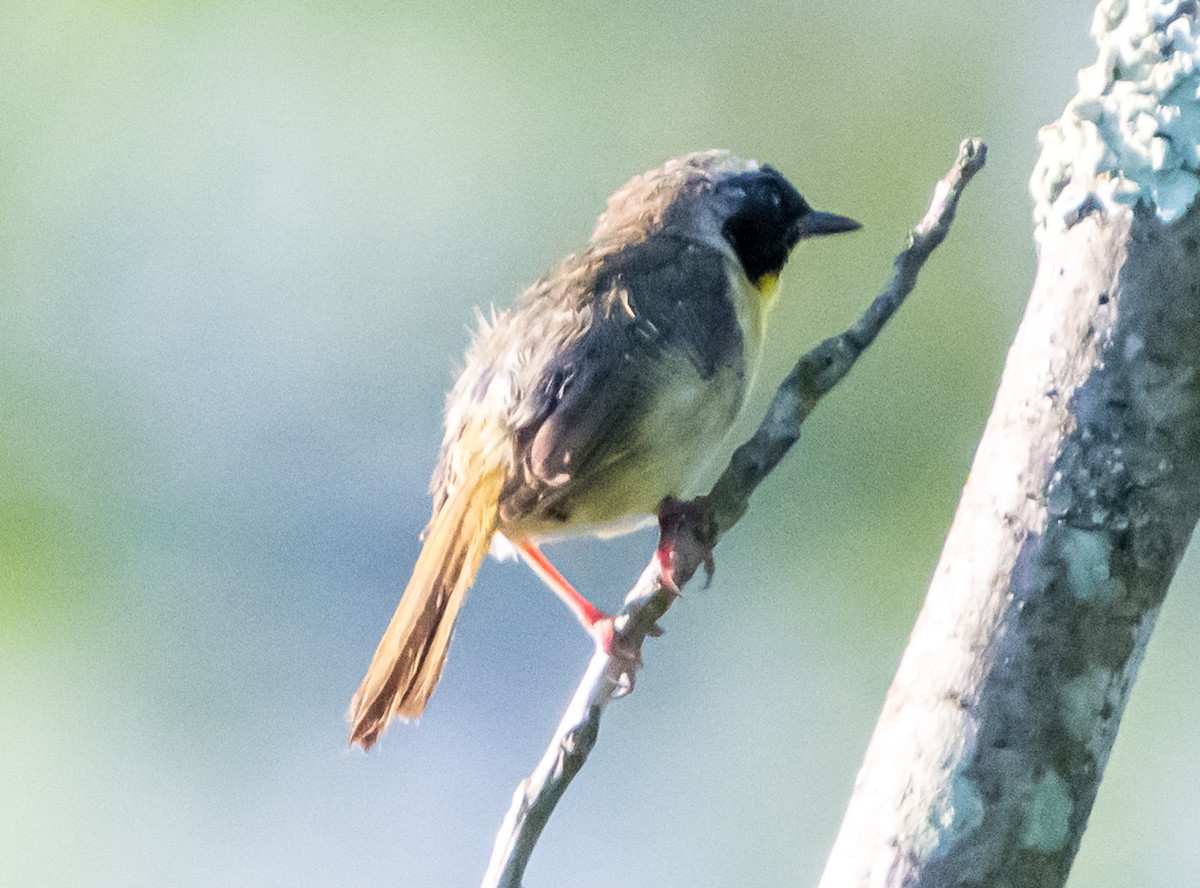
[{"xmin": 3, "ymin": 1, "xmax": 1197, "ymax": 886}]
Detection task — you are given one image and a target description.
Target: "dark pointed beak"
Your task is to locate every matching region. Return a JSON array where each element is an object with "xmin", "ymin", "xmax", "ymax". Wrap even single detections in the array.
[{"xmin": 796, "ymin": 210, "xmax": 861, "ymax": 238}]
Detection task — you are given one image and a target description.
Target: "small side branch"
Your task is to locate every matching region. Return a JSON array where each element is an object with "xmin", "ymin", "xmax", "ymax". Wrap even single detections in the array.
[
  {"xmin": 481, "ymin": 138, "xmax": 987, "ymax": 888},
  {"xmin": 710, "ymin": 138, "xmax": 985, "ymax": 533}
]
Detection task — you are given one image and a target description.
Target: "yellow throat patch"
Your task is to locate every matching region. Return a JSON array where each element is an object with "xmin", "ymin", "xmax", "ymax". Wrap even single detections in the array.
[{"xmin": 750, "ymin": 272, "xmax": 781, "ymax": 344}]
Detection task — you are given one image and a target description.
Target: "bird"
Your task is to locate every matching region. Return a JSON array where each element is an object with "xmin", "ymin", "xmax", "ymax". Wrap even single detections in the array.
[{"xmin": 348, "ymin": 150, "xmax": 859, "ymax": 749}]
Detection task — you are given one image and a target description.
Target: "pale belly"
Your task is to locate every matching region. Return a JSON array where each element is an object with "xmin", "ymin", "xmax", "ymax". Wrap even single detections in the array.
[{"xmin": 507, "ymin": 361, "xmax": 745, "ymax": 542}]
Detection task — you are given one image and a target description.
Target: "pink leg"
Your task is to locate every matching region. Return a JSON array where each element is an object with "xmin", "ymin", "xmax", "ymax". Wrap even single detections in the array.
[{"xmin": 515, "ymin": 540, "xmax": 613, "ymax": 648}]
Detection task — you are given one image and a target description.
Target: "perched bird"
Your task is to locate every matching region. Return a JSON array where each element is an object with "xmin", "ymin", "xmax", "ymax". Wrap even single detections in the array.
[{"xmin": 349, "ymin": 150, "xmax": 859, "ymax": 748}]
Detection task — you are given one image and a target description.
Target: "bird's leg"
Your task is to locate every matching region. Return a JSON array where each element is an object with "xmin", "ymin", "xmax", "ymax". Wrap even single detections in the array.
[
  {"xmin": 656, "ymin": 495, "xmax": 717, "ymax": 592},
  {"xmin": 515, "ymin": 540, "xmax": 614, "ymax": 650}
]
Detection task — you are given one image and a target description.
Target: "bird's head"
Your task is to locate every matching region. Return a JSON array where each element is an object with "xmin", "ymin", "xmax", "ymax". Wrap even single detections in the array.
[{"xmin": 591, "ymin": 150, "xmax": 860, "ymax": 289}]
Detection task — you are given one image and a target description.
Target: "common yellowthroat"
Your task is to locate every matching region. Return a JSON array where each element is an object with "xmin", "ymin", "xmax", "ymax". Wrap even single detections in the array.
[{"xmin": 349, "ymin": 150, "xmax": 858, "ymax": 748}]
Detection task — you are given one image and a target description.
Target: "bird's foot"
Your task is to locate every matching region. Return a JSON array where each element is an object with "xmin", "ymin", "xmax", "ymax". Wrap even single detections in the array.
[
  {"xmin": 598, "ymin": 616, "xmax": 645, "ymax": 698},
  {"xmin": 656, "ymin": 495, "xmax": 717, "ymax": 593},
  {"xmin": 589, "ymin": 614, "xmax": 616, "ymax": 652}
]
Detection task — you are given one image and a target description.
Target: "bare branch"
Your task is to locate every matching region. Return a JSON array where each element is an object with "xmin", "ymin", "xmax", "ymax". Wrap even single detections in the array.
[
  {"xmin": 710, "ymin": 138, "xmax": 985, "ymax": 533},
  {"xmin": 481, "ymin": 138, "xmax": 987, "ymax": 888}
]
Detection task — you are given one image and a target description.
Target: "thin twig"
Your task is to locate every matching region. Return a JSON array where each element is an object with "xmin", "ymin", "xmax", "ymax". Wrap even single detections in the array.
[{"xmin": 481, "ymin": 137, "xmax": 987, "ymax": 888}]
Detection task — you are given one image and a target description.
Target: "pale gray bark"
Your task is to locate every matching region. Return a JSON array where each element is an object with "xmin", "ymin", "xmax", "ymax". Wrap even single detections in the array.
[
  {"xmin": 819, "ymin": 3, "xmax": 1200, "ymax": 884},
  {"xmin": 820, "ymin": 203, "xmax": 1200, "ymax": 888}
]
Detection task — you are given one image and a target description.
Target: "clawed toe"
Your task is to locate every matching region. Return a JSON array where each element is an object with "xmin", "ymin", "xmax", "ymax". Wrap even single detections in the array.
[
  {"xmin": 656, "ymin": 495, "xmax": 718, "ymax": 591},
  {"xmin": 604, "ymin": 621, "xmax": 644, "ymax": 698}
]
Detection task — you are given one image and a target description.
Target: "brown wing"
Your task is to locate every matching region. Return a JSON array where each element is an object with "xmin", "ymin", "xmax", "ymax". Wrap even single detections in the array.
[{"xmin": 498, "ymin": 235, "xmax": 743, "ymax": 526}]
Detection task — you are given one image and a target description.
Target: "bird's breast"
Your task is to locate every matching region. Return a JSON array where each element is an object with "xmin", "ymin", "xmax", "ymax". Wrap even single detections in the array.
[{"xmin": 516, "ymin": 351, "xmax": 746, "ymax": 540}]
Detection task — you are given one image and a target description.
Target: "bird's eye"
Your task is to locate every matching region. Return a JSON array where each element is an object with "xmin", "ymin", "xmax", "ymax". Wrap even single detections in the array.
[{"xmin": 770, "ymin": 191, "xmax": 782, "ymax": 208}]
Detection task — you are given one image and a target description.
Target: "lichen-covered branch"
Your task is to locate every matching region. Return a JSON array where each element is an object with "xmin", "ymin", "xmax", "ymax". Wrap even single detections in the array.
[
  {"xmin": 480, "ymin": 138, "xmax": 987, "ymax": 888},
  {"xmin": 819, "ymin": 4, "xmax": 1200, "ymax": 887}
]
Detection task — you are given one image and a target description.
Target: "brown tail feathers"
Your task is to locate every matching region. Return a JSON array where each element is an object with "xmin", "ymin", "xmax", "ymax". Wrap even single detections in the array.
[{"xmin": 348, "ymin": 468, "xmax": 503, "ymax": 749}]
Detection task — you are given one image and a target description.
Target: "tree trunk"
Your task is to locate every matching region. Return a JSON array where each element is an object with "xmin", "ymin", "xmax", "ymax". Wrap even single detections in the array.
[{"xmin": 819, "ymin": 3, "xmax": 1200, "ymax": 886}]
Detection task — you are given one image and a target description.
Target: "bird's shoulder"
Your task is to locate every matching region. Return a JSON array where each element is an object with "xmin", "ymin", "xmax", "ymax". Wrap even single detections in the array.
[{"xmin": 432, "ymin": 233, "xmax": 745, "ymax": 512}]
